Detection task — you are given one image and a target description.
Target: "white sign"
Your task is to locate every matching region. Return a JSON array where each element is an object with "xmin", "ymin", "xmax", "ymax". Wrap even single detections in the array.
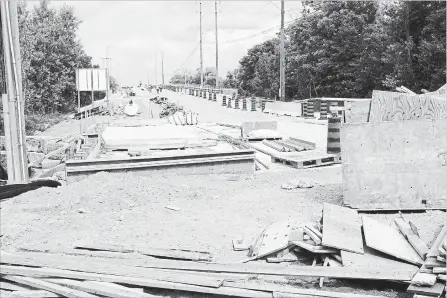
[{"xmin": 76, "ymin": 68, "xmax": 108, "ymax": 91}]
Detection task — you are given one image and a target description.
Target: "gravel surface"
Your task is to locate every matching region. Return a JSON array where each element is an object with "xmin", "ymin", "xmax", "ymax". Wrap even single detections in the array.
[{"xmin": 1, "ymin": 165, "xmax": 443, "ymax": 298}]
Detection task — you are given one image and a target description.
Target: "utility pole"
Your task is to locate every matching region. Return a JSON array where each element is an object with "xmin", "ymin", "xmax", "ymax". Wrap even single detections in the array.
[
  {"xmin": 199, "ymin": 1, "xmax": 204, "ymax": 87},
  {"xmin": 161, "ymin": 51, "xmax": 165, "ymax": 86},
  {"xmin": 279, "ymin": 0, "xmax": 285, "ymax": 101},
  {"xmin": 1, "ymin": 0, "xmax": 29, "ymax": 182},
  {"xmin": 214, "ymin": 1, "xmax": 219, "ymax": 88},
  {"xmin": 155, "ymin": 52, "xmax": 158, "ymax": 86}
]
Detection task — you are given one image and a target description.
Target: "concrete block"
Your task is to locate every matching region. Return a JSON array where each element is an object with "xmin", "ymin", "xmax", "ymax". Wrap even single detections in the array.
[
  {"xmin": 28, "ymin": 152, "xmax": 45, "ymax": 168},
  {"xmin": 42, "ymin": 159, "xmax": 62, "ymax": 169},
  {"xmin": 46, "ymin": 144, "xmax": 70, "ymax": 160}
]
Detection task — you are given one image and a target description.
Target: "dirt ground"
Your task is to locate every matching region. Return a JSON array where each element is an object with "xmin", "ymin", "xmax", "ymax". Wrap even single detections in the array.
[{"xmin": 1, "ymin": 90, "xmax": 445, "ymax": 298}]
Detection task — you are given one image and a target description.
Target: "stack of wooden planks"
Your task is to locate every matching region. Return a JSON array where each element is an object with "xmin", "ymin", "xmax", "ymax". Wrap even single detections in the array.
[{"xmin": 407, "ymin": 225, "xmax": 447, "ymax": 297}]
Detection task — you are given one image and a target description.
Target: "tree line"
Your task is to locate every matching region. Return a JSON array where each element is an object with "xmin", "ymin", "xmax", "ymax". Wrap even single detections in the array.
[
  {"xmin": 1, "ymin": 0, "xmax": 118, "ymax": 115},
  {"xmin": 219, "ymin": 1, "xmax": 446, "ymax": 100}
]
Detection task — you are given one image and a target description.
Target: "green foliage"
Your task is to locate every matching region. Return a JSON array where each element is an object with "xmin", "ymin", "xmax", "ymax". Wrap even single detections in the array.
[
  {"xmin": 17, "ymin": 0, "xmax": 102, "ymax": 113},
  {"xmin": 229, "ymin": 0, "xmax": 445, "ymax": 100}
]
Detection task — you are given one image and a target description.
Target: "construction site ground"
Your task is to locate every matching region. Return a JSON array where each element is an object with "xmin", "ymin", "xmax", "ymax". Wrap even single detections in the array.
[{"xmin": 1, "ymin": 90, "xmax": 445, "ymax": 298}]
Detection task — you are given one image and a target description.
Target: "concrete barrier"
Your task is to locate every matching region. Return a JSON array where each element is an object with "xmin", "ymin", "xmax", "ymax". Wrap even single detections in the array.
[{"xmin": 263, "ymin": 101, "xmax": 302, "ymax": 117}]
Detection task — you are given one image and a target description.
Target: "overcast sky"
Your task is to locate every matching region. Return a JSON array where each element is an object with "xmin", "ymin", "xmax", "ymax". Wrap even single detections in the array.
[{"xmin": 50, "ymin": 1, "xmax": 302, "ymax": 85}]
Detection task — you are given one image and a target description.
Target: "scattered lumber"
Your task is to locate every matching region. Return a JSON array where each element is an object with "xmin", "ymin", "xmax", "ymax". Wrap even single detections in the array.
[
  {"xmin": 407, "ymin": 225, "xmax": 447, "ymax": 297},
  {"xmin": 74, "ymin": 241, "xmax": 212, "ymax": 262},
  {"xmin": 42, "ymin": 279, "xmax": 155, "ymax": 298},
  {"xmin": 2, "ymin": 276, "xmax": 98, "ymax": 298},
  {"xmin": 0, "ymin": 251, "xmax": 417, "ymax": 281},
  {"xmin": 7, "ymin": 290, "xmax": 62, "ymax": 298}
]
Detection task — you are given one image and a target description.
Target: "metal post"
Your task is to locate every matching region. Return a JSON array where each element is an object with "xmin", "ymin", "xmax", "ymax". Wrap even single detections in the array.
[
  {"xmin": 215, "ymin": 1, "xmax": 219, "ymax": 88},
  {"xmin": 1, "ymin": 0, "xmax": 28, "ymax": 182},
  {"xmin": 199, "ymin": 1, "xmax": 204, "ymax": 87}
]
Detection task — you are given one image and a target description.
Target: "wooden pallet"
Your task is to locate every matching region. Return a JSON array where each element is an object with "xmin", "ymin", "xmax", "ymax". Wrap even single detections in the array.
[{"xmin": 271, "ymin": 151, "xmax": 339, "ymax": 169}]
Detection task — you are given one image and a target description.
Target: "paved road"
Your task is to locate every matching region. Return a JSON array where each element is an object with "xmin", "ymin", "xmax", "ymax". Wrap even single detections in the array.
[{"xmin": 164, "ymin": 91, "xmax": 329, "ymax": 149}]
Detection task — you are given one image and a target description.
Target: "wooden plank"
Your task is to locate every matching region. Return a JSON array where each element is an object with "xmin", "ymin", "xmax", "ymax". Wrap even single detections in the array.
[
  {"xmin": 427, "ymin": 225, "xmax": 447, "ymax": 258},
  {"xmin": 362, "ymin": 216, "xmax": 423, "ymax": 265},
  {"xmin": 369, "ymin": 91, "xmax": 447, "ymax": 122},
  {"xmin": 74, "ymin": 242, "xmax": 213, "ymax": 261},
  {"xmin": 224, "ymin": 280, "xmax": 388, "ymax": 298},
  {"xmin": 0, "ymin": 281, "xmax": 32, "ymax": 291},
  {"xmin": 0, "ymin": 254, "xmax": 225, "ymax": 288},
  {"xmin": 253, "ymin": 221, "xmax": 291, "ymax": 260},
  {"xmin": 341, "ymin": 120, "xmax": 447, "ymax": 209},
  {"xmin": 305, "ymin": 225, "xmax": 322, "ymax": 239},
  {"xmin": 291, "ymin": 241, "xmax": 339, "ymax": 254},
  {"xmin": 2, "ymin": 276, "xmax": 98, "ymax": 298},
  {"xmin": 8, "ymin": 290, "xmax": 61, "ymax": 298},
  {"xmin": 42, "ymin": 279, "xmax": 156, "ymax": 298},
  {"xmin": 319, "ymin": 257, "xmax": 330, "ymax": 287},
  {"xmin": 322, "ymin": 203, "xmax": 364, "ymax": 254},
  {"xmin": 0, "ymin": 251, "xmax": 417, "ymax": 281},
  {"xmin": 407, "ymin": 282, "xmax": 445, "ymax": 297},
  {"xmin": 0, "ymin": 265, "xmax": 271, "ymax": 298},
  {"xmin": 340, "ymin": 247, "xmax": 418, "ymax": 271},
  {"xmin": 303, "ymin": 227, "xmax": 322, "ymax": 245},
  {"xmin": 410, "ymin": 273, "xmax": 437, "ymax": 286},
  {"xmin": 394, "ymin": 218, "xmax": 429, "ymax": 259}
]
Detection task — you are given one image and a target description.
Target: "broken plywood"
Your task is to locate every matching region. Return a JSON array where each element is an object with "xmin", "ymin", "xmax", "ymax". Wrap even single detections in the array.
[
  {"xmin": 369, "ymin": 91, "xmax": 447, "ymax": 122},
  {"xmin": 322, "ymin": 203, "xmax": 364, "ymax": 254},
  {"xmin": 254, "ymin": 221, "xmax": 291, "ymax": 259},
  {"xmin": 341, "ymin": 119, "xmax": 447, "ymax": 209},
  {"xmin": 362, "ymin": 216, "xmax": 423, "ymax": 265}
]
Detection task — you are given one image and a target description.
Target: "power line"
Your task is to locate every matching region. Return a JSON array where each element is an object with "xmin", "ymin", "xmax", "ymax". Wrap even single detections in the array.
[
  {"xmin": 204, "ymin": 18, "xmax": 296, "ymax": 45},
  {"xmin": 169, "ymin": 42, "xmax": 200, "ymax": 76}
]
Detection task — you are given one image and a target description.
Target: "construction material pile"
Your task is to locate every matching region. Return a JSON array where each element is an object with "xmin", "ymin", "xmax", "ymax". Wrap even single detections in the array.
[
  {"xmin": 149, "ymin": 96, "xmax": 168, "ymax": 105},
  {"xmin": 159, "ymin": 102, "xmax": 183, "ymax": 118}
]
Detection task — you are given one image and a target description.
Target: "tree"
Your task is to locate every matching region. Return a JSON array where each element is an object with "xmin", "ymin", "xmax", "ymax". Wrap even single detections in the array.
[
  {"xmin": 18, "ymin": 0, "xmax": 94, "ymax": 113},
  {"xmin": 227, "ymin": 0, "xmax": 445, "ymax": 100}
]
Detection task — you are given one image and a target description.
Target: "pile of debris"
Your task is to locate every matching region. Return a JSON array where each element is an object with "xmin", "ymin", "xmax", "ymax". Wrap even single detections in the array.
[
  {"xmin": 149, "ymin": 96, "xmax": 168, "ymax": 105},
  {"xmin": 159, "ymin": 102, "xmax": 183, "ymax": 118}
]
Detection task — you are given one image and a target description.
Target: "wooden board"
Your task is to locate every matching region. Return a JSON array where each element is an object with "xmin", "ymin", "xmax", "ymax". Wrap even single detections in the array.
[
  {"xmin": 427, "ymin": 225, "xmax": 447, "ymax": 258},
  {"xmin": 362, "ymin": 216, "xmax": 423, "ymax": 265},
  {"xmin": 224, "ymin": 280, "xmax": 388, "ymax": 298},
  {"xmin": 0, "ymin": 254, "xmax": 225, "ymax": 288},
  {"xmin": 369, "ymin": 91, "xmax": 447, "ymax": 122},
  {"xmin": 43, "ymin": 279, "xmax": 155, "ymax": 298},
  {"xmin": 0, "ymin": 281, "xmax": 32, "ymax": 291},
  {"xmin": 407, "ymin": 282, "xmax": 446, "ymax": 297},
  {"xmin": 341, "ymin": 119, "xmax": 447, "ymax": 209},
  {"xmin": 1, "ymin": 266, "xmax": 270, "ymax": 298},
  {"xmin": 341, "ymin": 247, "xmax": 418, "ymax": 271},
  {"xmin": 7, "ymin": 290, "xmax": 62, "ymax": 298},
  {"xmin": 394, "ymin": 218, "xmax": 428, "ymax": 259},
  {"xmin": 344, "ymin": 101, "xmax": 371, "ymax": 124},
  {"xmin": 0, "ymin": 252, "xmax": 417, "ymax": 281},
  {"xmin": 255, "ymin": 221, "xmax": 291, "ymax": 259},
  {"xmin": 74, "ymin": 242, "xmax": 212, "ymax": 262},
  {"xmin": 2, "ymin": 276, "xmax": 98, "ymax": 298},
  {"xmin": 322, "ymin": 203, "xmax": 364, "ymax": 254}
]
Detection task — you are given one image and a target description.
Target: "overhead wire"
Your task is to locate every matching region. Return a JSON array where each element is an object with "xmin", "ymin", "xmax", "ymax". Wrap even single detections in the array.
[{"xmin": 168, "ymin": 42, "xmax": 200, "ymax": 76}]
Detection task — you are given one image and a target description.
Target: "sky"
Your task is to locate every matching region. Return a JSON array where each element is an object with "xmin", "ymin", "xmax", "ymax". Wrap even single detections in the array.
[{"xmin": 49, "ymin": 1, "xmax": 302, "ymax": 85}]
